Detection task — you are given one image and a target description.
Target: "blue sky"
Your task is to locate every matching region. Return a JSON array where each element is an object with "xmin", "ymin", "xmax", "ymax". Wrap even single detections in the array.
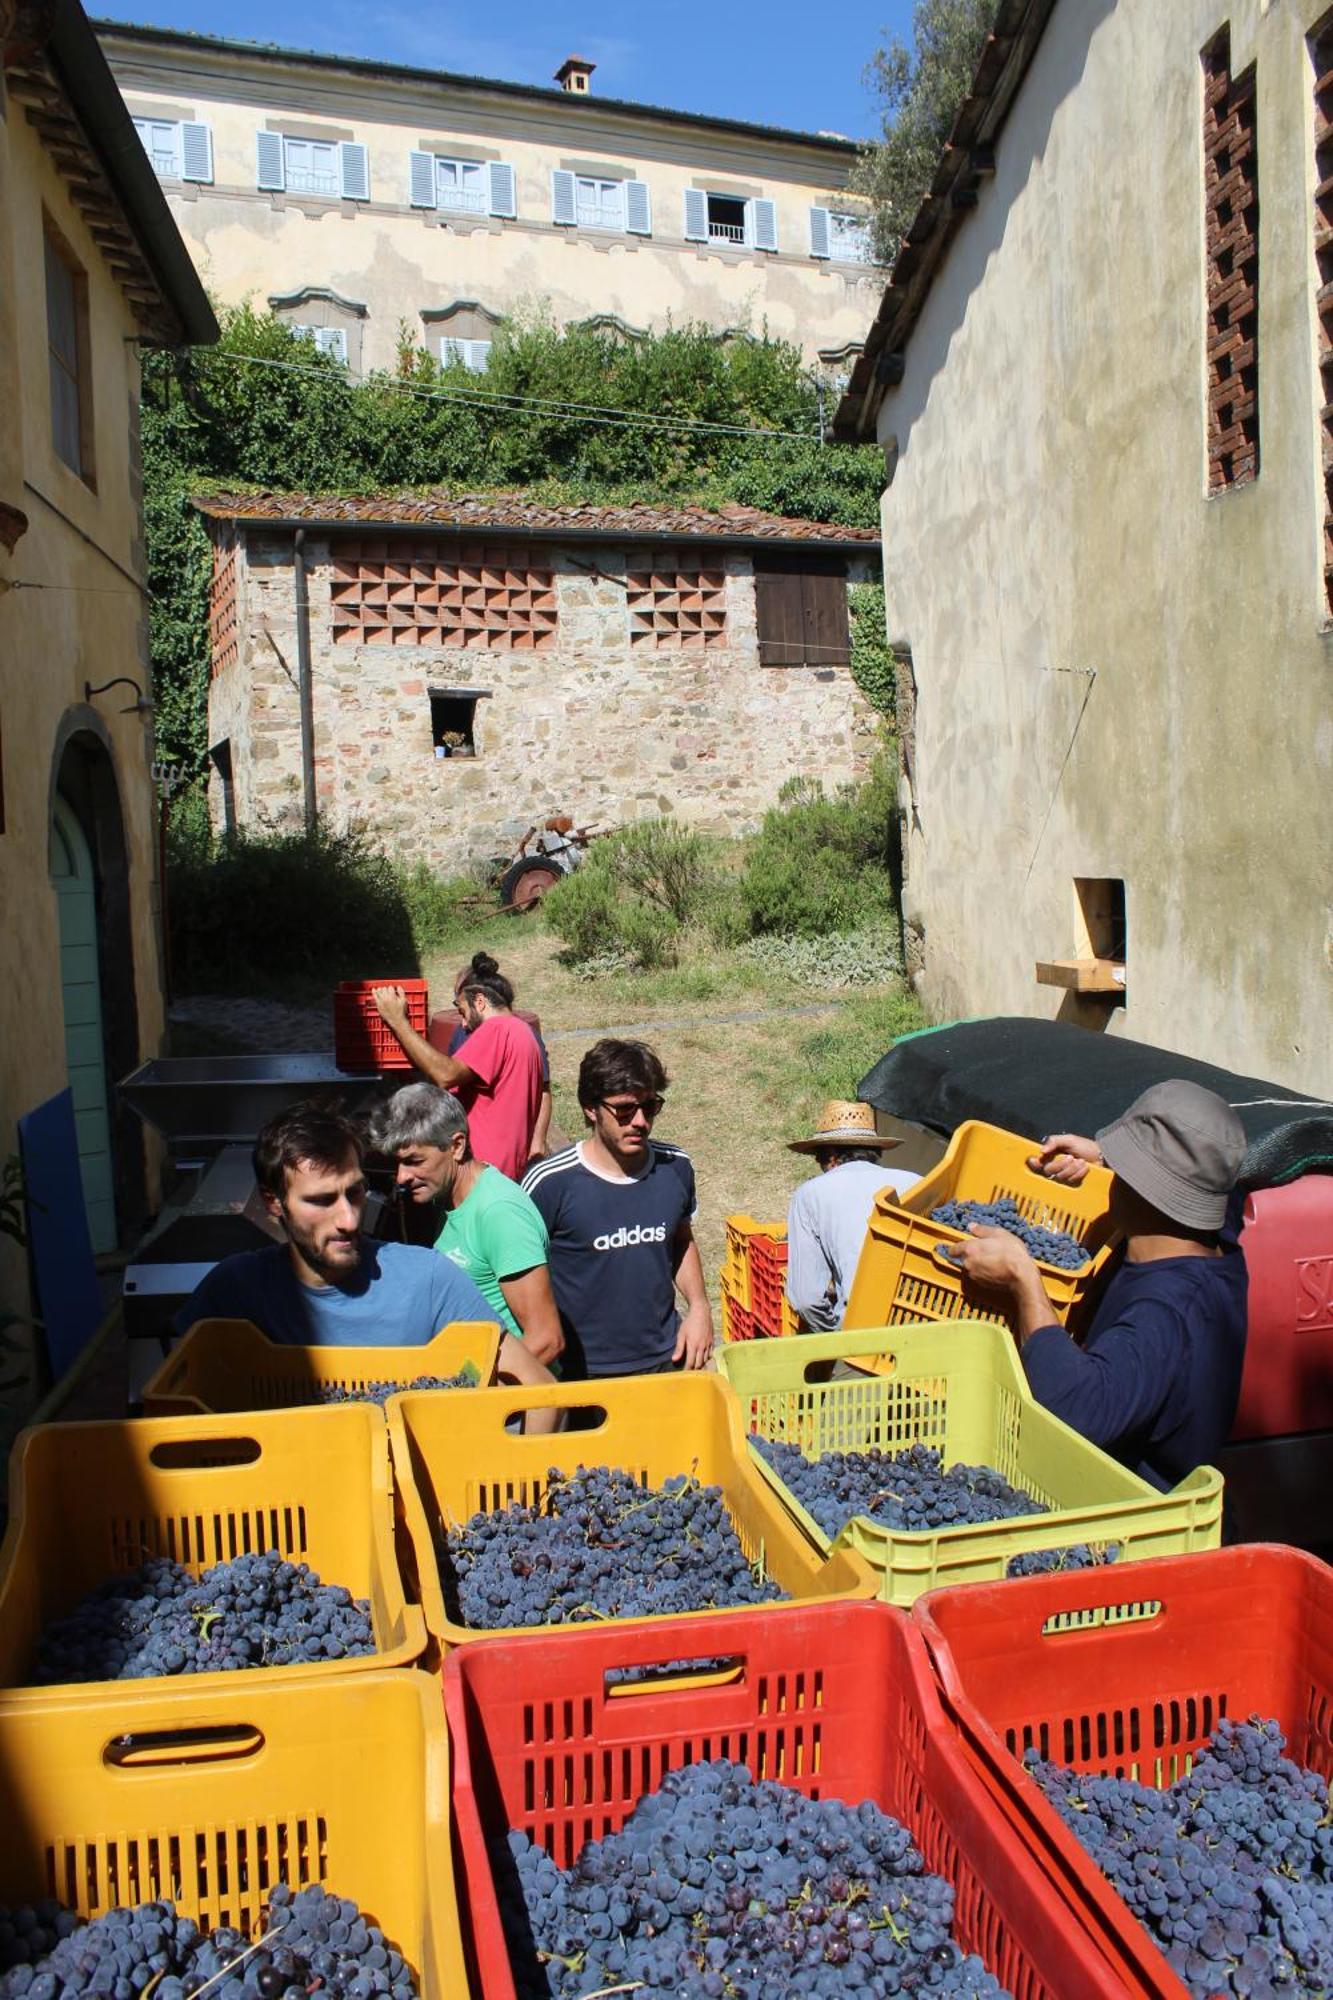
[{"xmin": 96, "ymin": 1, "xmax": 917, "ymax": 141}]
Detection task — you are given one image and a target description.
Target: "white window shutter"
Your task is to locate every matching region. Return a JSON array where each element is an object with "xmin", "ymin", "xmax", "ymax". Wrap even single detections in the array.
[
  {"xmin": 468, "ymin": 340, "xmax": 492, "ymax": 371},
  {"xmin": 488, "ymin": 160, "xmax": 517, "ymax": 217},
  {"xmin": 809, "ymin": 205, "xmax": 831, "ymax": 259},
  {"xmin": 551, "ymin": 168, "xmax": 577, "ymax": 225},
  {"xmin": 624, "ymin": 179, "xmax": 651, "ymax": 235},
  {"xmin": 316, "ymin": 327, "xmax": 348, "ymax": 363},
  {"xmin": 683, "ymin": 188, "xmax": 708, "ymax": 242},
  {"xmin": 256, "ymin": 130, "xmax": 285, "ymax": 191},
  {"xmin": 410, "ymin": 151, "xmax": 437, "ymax": 208},
  {"xmin": 181, "ymin": 122, "xmax": 213, "ymax": 182},
  {"xmin": 751, "ymin": 198, "xmax": 778, "ymax": 252},
  {"xmin": 339, "ymin": 142, "xmax": 370, "ymax": 201},
  {"xmin": 440, "ymin": 336, "xmax": 465, "ymax": 366}
]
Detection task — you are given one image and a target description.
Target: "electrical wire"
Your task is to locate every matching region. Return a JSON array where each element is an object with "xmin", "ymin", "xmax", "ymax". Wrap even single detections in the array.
[{"xmin": 187, "ymin": 347, "xmax": 832, "ymax": 446}]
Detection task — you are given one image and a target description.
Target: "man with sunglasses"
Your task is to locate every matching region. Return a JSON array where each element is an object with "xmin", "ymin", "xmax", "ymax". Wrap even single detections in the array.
[{"xmin": 522, "ymin": 1038, "xmax": 714, "ymax": 1379}]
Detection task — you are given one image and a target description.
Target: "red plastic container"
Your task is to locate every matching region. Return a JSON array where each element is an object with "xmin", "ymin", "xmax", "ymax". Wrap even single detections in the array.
[
  {"xmin": 1232, "ymin": 1176, "xmax": 1333, "ymax": 1438},
  {"xmin": 749, "ymin": 1229, "xmax": 795, "ymax": 1337},
  {"xmin": 444, "ymin": 1602, "xmax": 1132, "ymax": 2000},
  {"xmin": 720, "ymin": 1284, "xmax": 758, "ymax": 1343},
  {"xmin": 915, "ymin": 1546, "xmax": 1333, "ymax": 1998},
  {"xmin": 334, "ymin": 978, "xmax": 428, "ymax": 1072}
]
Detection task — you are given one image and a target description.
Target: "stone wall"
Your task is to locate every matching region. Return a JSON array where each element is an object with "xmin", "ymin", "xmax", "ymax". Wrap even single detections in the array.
[{"xmin": 208, "ymin": 533, "xmax": 879, "ymax": 868}]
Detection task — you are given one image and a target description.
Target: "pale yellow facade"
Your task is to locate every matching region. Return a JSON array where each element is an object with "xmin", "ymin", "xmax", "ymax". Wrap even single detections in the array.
[
  {"xmin": 98, "ymin": 25, "xmax": 883, "ymax": 377},
  {"xmin": 863, "ymin": 0, "xmax": 1332, "ymax": 1096},
  {"xmin": 0, "ymin": 2, "xmax": 214, "ymax": 1357}
]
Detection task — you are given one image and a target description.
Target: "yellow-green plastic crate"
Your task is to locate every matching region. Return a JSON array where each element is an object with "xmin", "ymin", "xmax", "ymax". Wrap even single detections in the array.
[
  {"xmin": 716, "ymin": 1322, "xmax": 1222, "ymax": 1605},
  {"xmin": 143, "ymin": 1317, "xmax": 503, "ymax": 1416}
]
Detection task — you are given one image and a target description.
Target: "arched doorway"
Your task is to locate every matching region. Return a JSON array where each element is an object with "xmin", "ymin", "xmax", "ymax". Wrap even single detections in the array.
[
  {"xmin": 48, "ymin": 719, "xmax": 146, "ymax": 1252},
  {"xmin": 50, "ymin": 794, "xmax": 117, "ymax": 1253}
]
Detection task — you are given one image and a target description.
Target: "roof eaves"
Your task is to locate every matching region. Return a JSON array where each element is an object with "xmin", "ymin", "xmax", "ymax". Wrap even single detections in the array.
[
  {"xmin": 831, "ymin": 0, "xmax": 1058, "ymax": 442},
  {"xmin": 13, "ymin": 0, "xmax": 218, "ymax": 346},
  {"xmin": 92, "ymin": 19, "xmax": 862, "ymax": 156}
]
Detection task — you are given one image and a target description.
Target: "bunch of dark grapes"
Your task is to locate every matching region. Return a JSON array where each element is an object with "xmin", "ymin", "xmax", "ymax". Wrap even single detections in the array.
[
  {"xmin": 33, "ymin": 1551, "xmax": 374, "ymax": 1683},
  {"xmin": 1028, "ymin": 1717, "xmax": 1333, "ymax": 1998},
  {"xmin": 931, "ymin": 1197, "xmax": 1089, "ymax": 1269},
  {"xmin": 0, "ymin": 1884, "xmax": 416, "ymax": 1999},
  {"xmin": 309, "ymin": 1366, "xmax": 479, "ymax": 1406},
  {"xmin": 444, "ymin": 1466, "xmax": 785, "ymax": 1629},
  {"xmin": 499, "ymin": 1758, "xmax": 1010, "ymax": 1999},
  {"xmin": 1006, "ymin": 1544, "xmax": 1119, "ymax": 1577},
  {"xmin": 750, "ymin": 1436, "xmax": 1046, "ymax": 1541}
]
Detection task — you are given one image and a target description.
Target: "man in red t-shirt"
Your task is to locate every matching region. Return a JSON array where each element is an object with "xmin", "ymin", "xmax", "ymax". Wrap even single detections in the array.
[{"xmin": 372, "ymin": 957, "xmax": 543, "ymax": 1181}]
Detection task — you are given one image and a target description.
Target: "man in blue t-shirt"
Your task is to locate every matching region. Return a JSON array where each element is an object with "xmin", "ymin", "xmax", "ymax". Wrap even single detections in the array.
[
  {"xmin": 521, "ymin": 1039, "xmax": 713, "ymax": 1379},
  {"xmin": 172, "ymin": 1103, "xmax": 550, "ymax": 1368},
  {"xmin": 950, "ymin": 1080, "xmax": 1248, "ymax": 1490}
]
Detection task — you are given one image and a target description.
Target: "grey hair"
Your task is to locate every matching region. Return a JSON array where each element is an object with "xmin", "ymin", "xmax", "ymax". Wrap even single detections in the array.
[{"xmin": 369, "ymin": 1083, "xmax": 470, "ymax": 1156}]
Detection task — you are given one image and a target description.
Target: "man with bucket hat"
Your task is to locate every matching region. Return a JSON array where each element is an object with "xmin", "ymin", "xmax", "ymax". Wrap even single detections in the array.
[
  {"xmin": 951, "ymin": 1080, "xmax": 1248, "ymax": 1490},
  {"xmin": 785, "ymin": 1101, "xmax": 920, "ymax": 1331}
]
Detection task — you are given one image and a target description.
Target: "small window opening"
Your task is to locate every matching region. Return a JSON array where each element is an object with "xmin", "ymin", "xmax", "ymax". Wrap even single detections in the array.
[
  {"xmin": 1076, "ymin": 877, "xmax": 1127, "ymax": 964},
  {"xmin": 706, "ymin": 194, "xmax": 748, "ymax": 246},
  {"xmin": 429, "ymin": 688, "xmax": 484, "ymax": 757},
  {"xmin": 208, "ymin": 739, "xmax": 235, "ymax": 837}
]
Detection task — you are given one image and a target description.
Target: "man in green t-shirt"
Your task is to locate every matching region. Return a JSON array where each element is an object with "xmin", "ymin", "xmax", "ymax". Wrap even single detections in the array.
[{"xmin": 369, "ymin": 1084, "xmax": 564, "ymax": 1369}]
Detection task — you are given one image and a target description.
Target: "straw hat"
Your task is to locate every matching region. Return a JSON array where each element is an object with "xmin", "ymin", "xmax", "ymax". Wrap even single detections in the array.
[{"xmin": 788, "ymin": 1100, "xmax": 902, "ymax": 1155}]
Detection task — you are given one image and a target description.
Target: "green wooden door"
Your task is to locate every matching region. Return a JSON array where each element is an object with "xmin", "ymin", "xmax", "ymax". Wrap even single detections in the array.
[{"xmin": 50, "ymin": 795, "xmax": 116, "ymax": 1253}]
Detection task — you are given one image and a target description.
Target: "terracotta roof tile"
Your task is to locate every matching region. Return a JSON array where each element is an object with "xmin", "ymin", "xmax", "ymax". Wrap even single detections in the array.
[{"xmin": 191, "ymin": 490, "xmax": 880, "ymax": 546}]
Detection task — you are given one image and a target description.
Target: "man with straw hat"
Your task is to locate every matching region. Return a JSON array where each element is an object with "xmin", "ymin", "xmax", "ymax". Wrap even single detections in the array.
[{"xmin": 785, "ymin": 1101, "xmax": 920, "ymax": 1331}]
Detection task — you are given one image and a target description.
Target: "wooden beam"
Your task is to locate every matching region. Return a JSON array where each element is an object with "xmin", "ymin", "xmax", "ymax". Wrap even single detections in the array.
[{"xmin": 1034, "ymin": 958, "xmax": 1127, "ymax": 996}]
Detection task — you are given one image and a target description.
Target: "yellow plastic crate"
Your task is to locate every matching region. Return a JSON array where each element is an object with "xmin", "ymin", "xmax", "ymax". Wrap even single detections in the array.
[
  {"xmin": 721, "ymin": 1214, "xmax": 765, "ymax": 1310},
  {"xmin": 386, "ymin": 1372, "xmax": 878, "ymax": 1652},
  {"xmin": 0, "ymin": 1669, "xmax": 463, "ymax": 1997},
  {"xmin": 716, "ymin": 1322, "xmax": 1222, "ymax": 1605},
  {"xmin": 845, "ymin": 1120, "xmax": 1117, "ymax": 1332},
  {"xmin": 143, "ymin": 1318, "xmax": 504, "ymax": 1416},
  {"xmin": 721, "ymin": 1216, "xmax": 800, "ymax": 1338},
  {"xmin": 0, "ymin": 1407, "xmax": 426, "ymax": 1698}
]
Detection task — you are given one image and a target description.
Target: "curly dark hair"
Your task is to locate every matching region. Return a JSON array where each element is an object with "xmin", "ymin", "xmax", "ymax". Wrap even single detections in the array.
[
  {"xmin": 576, "ymin": 1039, "xmax": 669, "ymax": 1111},
  {"xmin": 252, "ymin": 1102, "xmax": 363, "ymax": 1200}
]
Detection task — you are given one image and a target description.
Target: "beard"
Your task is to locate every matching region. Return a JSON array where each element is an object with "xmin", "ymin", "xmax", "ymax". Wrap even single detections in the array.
[{"xmin": 286, "ymin": 1219, "xmax": 362, "ymax": 1282}]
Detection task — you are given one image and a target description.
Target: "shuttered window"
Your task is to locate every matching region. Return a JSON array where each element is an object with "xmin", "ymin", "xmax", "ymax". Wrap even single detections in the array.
[
  {"xmin": 133, "ymin": 117, "xmax": 214, "ymax": 182},
  {"xmin": 753, "ymin": 554, "xmax": 850, "ymax": 667},
  {"xmin": 440, "ymin": 337, "xmax": 492, "ymax": 372},
  {"xmin": 258, "ymin": 135, "xmax": 368, "ymax": 198},
  {"xmin": 412, "ymin": 154, "xmax": 515, "ymax": 216},
  {"xmin": 553, "ymin": 171, "xmax": 651, "ymax": 233},
  {"xmin": 44, "ymin": 224, "xmax": 92, "ymax": 482},
  {"xmin": 293, "ymin": 324, "xmax": 348, "ymax": 363}
]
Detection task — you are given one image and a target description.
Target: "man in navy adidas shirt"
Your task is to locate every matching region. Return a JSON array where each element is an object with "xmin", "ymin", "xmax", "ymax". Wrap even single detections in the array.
[{"xmin": 522, "ymin": 1039, "xmax": 714, "ymax": 1378}]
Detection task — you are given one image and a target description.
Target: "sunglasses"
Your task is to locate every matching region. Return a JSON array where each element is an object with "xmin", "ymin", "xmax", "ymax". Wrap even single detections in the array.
[{"xmin": 599, "ymin": 1096, "xmax": 665, "ymax": 1124}]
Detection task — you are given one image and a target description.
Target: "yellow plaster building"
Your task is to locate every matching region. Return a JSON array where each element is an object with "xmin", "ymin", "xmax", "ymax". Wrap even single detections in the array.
[
  {"xmin": 0, "ymin": 0, "xmax": 215, "ymax": 1317},
  {"xmin": 837, "ymin": 0, "xmax": 1332, "ymax": 1096},
  {"xmin": 95, "ymin": 22, "xmax": 882, "ymax": 378}
]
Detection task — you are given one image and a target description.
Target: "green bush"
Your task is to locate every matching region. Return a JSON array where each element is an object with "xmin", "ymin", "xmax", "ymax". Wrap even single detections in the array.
[
  {"xmin": 739, "ymin": 923, "xmax": 902, "ymax": 986},
  {"xmin": 542, "ymin": 859, "xmax": 679, "ymax": 970},
  {"xmin": 590, "ymin": 818, "xmax": 717, "ymax": 925},
  {"xmin": 165, "ymin": 817, "xmax": 479, "ymax": 991},
  {"xmin": 849, "ymin": 583, "xmax": 896, "ymax": 717},
  {"xmin": 738, "ymin": 760, "xmax": 900, "ymax": 939}
]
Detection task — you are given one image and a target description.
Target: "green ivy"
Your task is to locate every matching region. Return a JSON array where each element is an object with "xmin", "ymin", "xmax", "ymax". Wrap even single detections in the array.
[
  {"xmin": 849, "ymin": 582, "xmax": 896, "ymax": 716},
  {"xmin": 142, "ymin": 306, "xmax": 884, "ymax": 767}
]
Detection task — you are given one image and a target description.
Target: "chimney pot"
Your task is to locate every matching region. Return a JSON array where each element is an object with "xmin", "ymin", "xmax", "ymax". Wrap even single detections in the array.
[{"xmin": 555, "ymin": 53, "xmax": 595, "ymax": 93}]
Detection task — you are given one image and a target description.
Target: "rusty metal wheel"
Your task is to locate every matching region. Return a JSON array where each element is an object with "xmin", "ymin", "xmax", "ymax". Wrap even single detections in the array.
[{"xmin": 500, "ymin": 858, "xmax": 563, "ymax": 911}]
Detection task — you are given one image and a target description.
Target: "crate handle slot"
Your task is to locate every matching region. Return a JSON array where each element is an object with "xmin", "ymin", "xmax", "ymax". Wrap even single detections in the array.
[
  {"xmin": 605, "ymin": 1655, "xmax": 746, "ymax": 1699},
  {"xmin": 103, "ymin": 1723, "xmax": 265, "ymax": 1768},
  {"xmin": 148, "ymin": 1437, "xmax": 261, "ymax": 1469},
  {"xmin": 1036, "ymin": 1597, "xmax": 1165, "ymax": 1639}
]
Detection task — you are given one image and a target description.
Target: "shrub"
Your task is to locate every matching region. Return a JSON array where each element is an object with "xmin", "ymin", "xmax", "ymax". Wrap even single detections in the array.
[
  {"xmin": 849, "ymin": 583, "xmax": 896, "ymax": 717},
  {"xmin": 593, "ymin": 818, "xmax": 715, "ymax": 925},
  {"xmin": 739, "ymin": 924, "xmax": 903, "ymax": 986},
  {"xmin": 165, "ymin": 817, "xmax": 479, "ymax": 991},
  {"xmin": 738, "ymin": 760, "xmax": 900, "ymax": 938},
  {"xmin": 543, "ymin": 859, "xmax": 679, "ymax": 970}
]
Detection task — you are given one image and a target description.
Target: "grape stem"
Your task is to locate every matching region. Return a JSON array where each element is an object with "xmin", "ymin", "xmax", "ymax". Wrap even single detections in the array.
[{"xmin": 186, "ymin": 1921, "xmax": 284, "ymax": 1999}]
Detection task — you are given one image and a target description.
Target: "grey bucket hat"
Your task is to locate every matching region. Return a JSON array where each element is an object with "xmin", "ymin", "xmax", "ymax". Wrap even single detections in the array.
[{"xmin": 1095, "ymin": 1080, "xmax": 1245, "ymax": 1232}]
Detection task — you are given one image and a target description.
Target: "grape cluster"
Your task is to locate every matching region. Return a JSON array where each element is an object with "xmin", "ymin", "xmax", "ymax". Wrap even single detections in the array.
[
  {"xmin": 1006, "ymin": 1544, "xmax": 1120, "ymax": 1577},
  {"xmin": 444, "ymin": 1466, "xmax": 785, "ymax": 1629},
  {"xmin": 33, "ymin": 1551, "xmax": 374, "ymax": 1683},
  {"xmin": 499, "ymin": 1759, "xmax": 1010, "ymax": 2000},
  {"xmin": 307, "ymin": 1365, "xmax": 479, "ymax": 1406},
  {"xmin": 931, "ymin": 1198, "xmax": 1089, "ymax": 1270},
  {"xmin": 0, "ymin": 1885, "xmax": 416, "ymax": 2000},
  {"xmin": 750, "ymin": 1436, "xmax": 1046, "ymax": 1542},
  {"xmin": 1028, "ymin": 1717, "xmax": 1333, "ymax": 1998}
]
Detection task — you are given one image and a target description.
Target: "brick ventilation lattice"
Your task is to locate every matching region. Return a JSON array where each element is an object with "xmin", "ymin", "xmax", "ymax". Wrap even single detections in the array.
[
  {"xmin": 1314, "ymin": 21, "xmax": 1333, "ymax": 612},
  {"xmin": 329, "ymin": 540, "xmax": 558, "ymax": 648},
  {"xmin": 209, "ymin": 534, "xmax": 238, "ymax": 681},
  {"xmin": 625, "ymin": 553, "xmax": 728, "ymax": 649},
  {"xmin": 1203, "ymin": 34, "xmax": 1260, "ymax": 492}
]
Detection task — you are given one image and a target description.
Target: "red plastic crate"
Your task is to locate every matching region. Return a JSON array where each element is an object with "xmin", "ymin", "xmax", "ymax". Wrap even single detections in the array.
[
  {"xmin": 720, "ymin": 1280, "xmax": 758, "ymax": 1343},
  {"xmin": 915, "ymin": 1546, "xmax": 1333, "ymax": 1998},
  {"xmin": 334, "ymin": 978, "xmax": 428, "ymax": 1072},
  {"xmin": 444, "ymin": 1602, "xmax": 1132, "ymax": 2000},
  {"xmin": 749, "ymin": 1228, "xmax": 799, "ymax": 1337}
]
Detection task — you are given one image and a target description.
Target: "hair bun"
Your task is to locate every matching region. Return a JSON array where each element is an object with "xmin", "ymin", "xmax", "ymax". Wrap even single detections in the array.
[{"xmin": 471, "ymin": 951, "xmax": 500, "ymax": 978}]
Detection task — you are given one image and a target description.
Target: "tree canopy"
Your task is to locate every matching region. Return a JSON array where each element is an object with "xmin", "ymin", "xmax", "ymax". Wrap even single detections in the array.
[{"xmin": 850, "ymin": 0, "xmax": 1000, "ymax": 266}]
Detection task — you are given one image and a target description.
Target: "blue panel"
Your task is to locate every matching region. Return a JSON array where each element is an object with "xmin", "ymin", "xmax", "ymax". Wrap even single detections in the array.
[{"xmin": 18, "ymin": 1088, "xmax": 103, "ymax": 1380}]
